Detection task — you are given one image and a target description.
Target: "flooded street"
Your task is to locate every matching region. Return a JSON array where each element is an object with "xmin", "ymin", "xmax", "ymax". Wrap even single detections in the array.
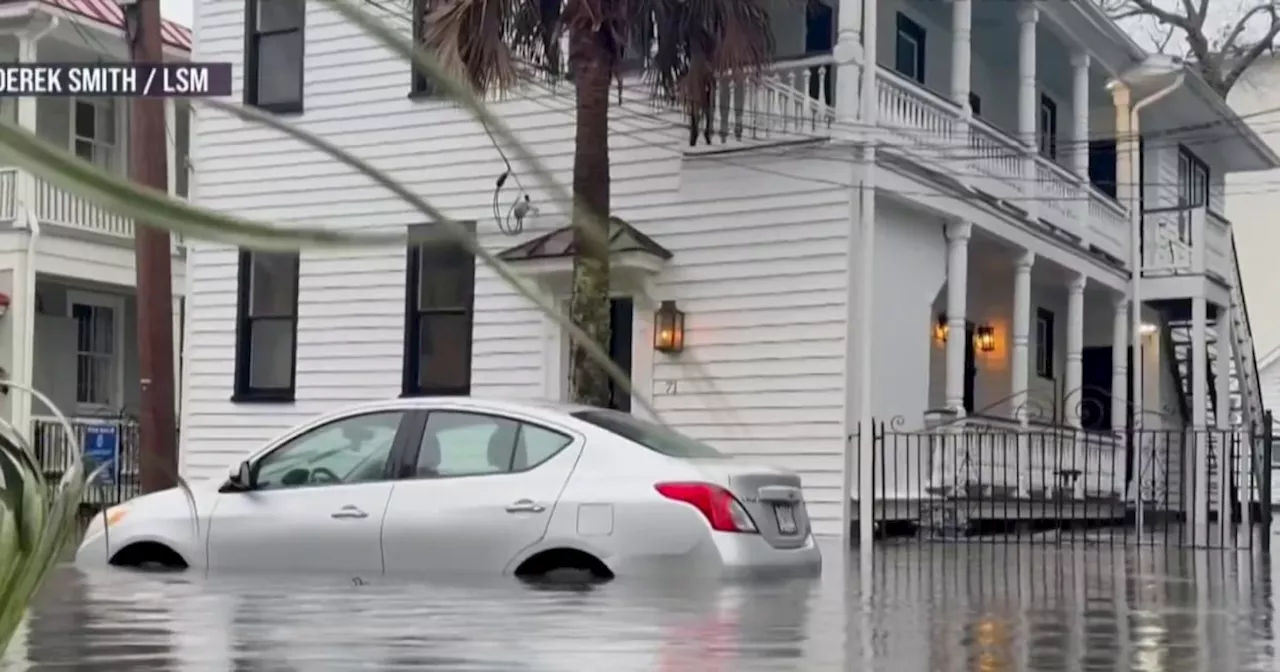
[{"xmin": 4, "ymin": 538, "xmax": 1279, "ymax": 670}]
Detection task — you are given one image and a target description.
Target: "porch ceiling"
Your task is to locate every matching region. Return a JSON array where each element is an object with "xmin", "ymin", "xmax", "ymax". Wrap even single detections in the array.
[{"xmin": 967, "ymin": 228, "xmax": 1108, "ymax": 292}]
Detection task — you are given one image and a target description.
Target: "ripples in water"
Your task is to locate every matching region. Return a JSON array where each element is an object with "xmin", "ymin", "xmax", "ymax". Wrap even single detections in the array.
[{"xmin": 4, "ymin": 540, "xmax": 1278, "ymax": 670}]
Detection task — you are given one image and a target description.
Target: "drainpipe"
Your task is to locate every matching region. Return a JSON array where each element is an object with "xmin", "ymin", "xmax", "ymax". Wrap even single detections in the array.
[
  {"xmin": 11, "ymin": 17, "xmax": 56, "ymax": 443},
  {"xmin": 1124, "ymin": 71, "xmax": 1184, "ymax": 538}
]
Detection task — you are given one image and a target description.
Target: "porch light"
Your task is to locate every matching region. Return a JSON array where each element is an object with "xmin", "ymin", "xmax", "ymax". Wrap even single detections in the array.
[
  {"xmin": 934, "ymin": 314, "xmax": 949, "ymax": 343},
  {"xmin": 653, "ymin": 300, "xmax": 685, "ymax": 354},
  {"xmin": 974, "ymin": 324, "xmax": 996, "ymax": 352},
  {"xmin": 0, "ymin": 292, "xmax": 11, "ymax": 318},
  {"xmin": 1140, "ymin": 322, "xmax": 1159, "ymax": 336}
]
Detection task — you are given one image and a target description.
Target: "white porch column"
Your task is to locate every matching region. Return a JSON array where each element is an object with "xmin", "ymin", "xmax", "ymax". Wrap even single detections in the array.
[
  {"xmin": 951, "ymin": 0, "xmax": 972, "ymax": 110},
  {"xmin": 1017, "ymin": 3, "xmax": 1039, "ymax": 223},
  {"xmin": 1065, "ymin": 273, "xmax": 1086, "ymax": 427},
  {"xmin": 1111, "ymin": 297, "xmax": 1129, "ymax": 432},
  {"xmin": 945, "ymin": 220, "xmax": 972, "ymax": 414},
  {"xmin": 1011, "ymin": 251, "xmax": 1035, "ymax": 424},
  {"xmin": 1190, "ymin": 296, "xmax": 1209, "ymax": 543},
  {"xmin": 1070, "ymin": 53, "xmax": 1090, "ymax": 179},
  {"xmin": 1214, "ymin": 309, "xmax": 1232, "ymax": 537},
  {"xmin": 1111, "ymin": 86, "xmax": 1133, "ymax": 207},
  {"xmin": 833, "ymin": 0, "xmax": 865, "ymax": 121}
]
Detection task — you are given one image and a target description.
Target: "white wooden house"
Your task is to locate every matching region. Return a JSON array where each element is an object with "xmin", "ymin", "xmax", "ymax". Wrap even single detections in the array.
[
  {"xmin": 0, "ymin": 0, "xmax": 190, "ymax": 466},
  {"xmin": 179, "ymin": 0, "xmax": 1271, "ymax": 536}
]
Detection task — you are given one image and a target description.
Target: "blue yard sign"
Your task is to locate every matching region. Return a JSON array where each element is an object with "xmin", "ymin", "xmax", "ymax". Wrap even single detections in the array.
[{"xmin": 83, "ymin": 424, "xmax": 120, "ymax": 485}]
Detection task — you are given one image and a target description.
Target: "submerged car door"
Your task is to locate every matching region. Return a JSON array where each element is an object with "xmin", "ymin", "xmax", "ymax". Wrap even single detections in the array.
[
  {"xmin": 206, "ymin": 409, "xmax": 419, "ymax": 575},
  {"xmin": 381, "ymin": 409, "xmax": 583, "ymax": 576}
]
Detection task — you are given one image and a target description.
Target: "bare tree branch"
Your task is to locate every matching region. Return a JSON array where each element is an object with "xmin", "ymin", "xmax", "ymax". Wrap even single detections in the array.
[{"xmin": 1100, "ymin": 0, "xmax": 1280, "ymax": 96}]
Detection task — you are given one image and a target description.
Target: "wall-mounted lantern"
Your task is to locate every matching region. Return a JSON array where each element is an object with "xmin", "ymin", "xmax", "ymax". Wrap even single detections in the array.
[
  {"xmin": 974, "ymin": 324, "xmax": 996, "ymax": 352},
  {"xmin": 934, "ymin": 314, "xmax": 949, "ymax": 344},
  {"xmin": 0, "ymin": 292, "xmax": 11, "ymax": 318},
  {"xmin": 653, "ymin": 300, "xmax": 685, "ymax": 354}
]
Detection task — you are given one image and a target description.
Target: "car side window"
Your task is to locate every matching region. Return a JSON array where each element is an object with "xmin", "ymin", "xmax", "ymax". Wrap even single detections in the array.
[
  {"xmin": 254, "ymin": 411, "xmax": 404, "ymax": 490},
  {"xmin": 415, "ymin": 411, "xmax": 573, "ymax": 478}
]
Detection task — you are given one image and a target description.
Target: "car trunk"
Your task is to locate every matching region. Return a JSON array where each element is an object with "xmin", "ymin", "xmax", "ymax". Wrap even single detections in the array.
[{"xmin": 689, "ymin": 459, "xmax": 811, "ymax": 549}]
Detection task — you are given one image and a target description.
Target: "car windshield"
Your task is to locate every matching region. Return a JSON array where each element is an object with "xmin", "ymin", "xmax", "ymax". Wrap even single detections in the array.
[{"xmin": 571, "ymin": 409, "xmax": 727, "ymax": 459}]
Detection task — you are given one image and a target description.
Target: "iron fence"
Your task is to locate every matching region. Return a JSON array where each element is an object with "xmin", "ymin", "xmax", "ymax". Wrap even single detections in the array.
[
  {"xmin": 31, "ymin": 415, "xmax": 142, "ymax": 513},
  {"xmin": 849, "ymin": 418, "xmax": 1273, "ymax": 550}
]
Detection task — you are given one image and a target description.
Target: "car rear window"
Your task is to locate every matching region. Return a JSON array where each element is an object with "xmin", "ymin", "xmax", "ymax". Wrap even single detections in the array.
[{"xmin": 571, "ymin": 409, "xmax": 727, "ymax": 459}]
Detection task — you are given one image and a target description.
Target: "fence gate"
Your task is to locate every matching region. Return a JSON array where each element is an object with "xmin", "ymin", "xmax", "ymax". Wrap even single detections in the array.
[{"xmin": 851, "ymin": 417, "xmax": 1273, "ymax": 550}]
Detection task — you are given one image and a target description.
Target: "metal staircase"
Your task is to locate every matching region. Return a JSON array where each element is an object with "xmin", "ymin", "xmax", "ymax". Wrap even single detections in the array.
[{"xmin": 1161, "ymin": 232, "xmax": 1265, "ymax": 512}]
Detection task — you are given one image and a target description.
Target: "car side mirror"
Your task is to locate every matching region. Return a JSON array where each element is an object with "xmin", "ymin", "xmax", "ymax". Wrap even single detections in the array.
[{"xmin": 224, "ymin": 460, "xmax": 254, "ymax": 491}]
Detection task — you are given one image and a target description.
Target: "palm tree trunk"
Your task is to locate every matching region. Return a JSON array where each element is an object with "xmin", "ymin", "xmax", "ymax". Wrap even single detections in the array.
[{"xmin": 567, "ymin": 25, "xmax": 615, "ymax": 408}]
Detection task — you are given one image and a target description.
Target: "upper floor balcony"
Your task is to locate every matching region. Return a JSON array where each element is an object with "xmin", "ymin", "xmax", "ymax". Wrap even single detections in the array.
[
  {"xmin": 0, "ymin": 7, "xmax": 191, "ymax": 246},
  {"xmin": 682, "ymin": 0, "xmax": 1274, "ymax": 270}
]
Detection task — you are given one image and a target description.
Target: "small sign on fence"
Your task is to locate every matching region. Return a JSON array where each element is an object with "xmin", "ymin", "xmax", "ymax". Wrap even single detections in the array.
[{"xmin": 83, "ymin": 424, "xmax": 119, "ymax": 486}]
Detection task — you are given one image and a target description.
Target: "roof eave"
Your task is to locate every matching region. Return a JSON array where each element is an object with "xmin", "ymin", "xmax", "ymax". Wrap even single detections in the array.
[{"xmin": 1070, "ymin": 0, "xmax": 1280, "ymax": 171}]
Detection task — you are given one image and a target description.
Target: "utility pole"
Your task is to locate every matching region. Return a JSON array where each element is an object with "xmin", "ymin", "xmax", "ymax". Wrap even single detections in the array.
[{"xmin": 121, "ymin": 0, "xmax": 178, "ymax": 494}]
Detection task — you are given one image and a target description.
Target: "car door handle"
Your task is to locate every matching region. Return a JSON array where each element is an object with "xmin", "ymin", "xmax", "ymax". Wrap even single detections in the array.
[
  {"xmin": 505, "ymin": 499, "xmax": 545, "ymax": 514},
  {"xmin": 331, "ymin": 505, "xmax": 368, "ymax": 520}
]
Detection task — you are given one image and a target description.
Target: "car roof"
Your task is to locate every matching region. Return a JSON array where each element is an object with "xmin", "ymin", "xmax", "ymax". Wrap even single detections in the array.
[{"xmin": 348, "ymin": 396, "xmax": 599, "ymax": 418}]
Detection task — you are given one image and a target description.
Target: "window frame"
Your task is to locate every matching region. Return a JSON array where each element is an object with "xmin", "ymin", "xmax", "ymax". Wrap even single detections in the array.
[
  {"xmin": 244, "ymin": 0, "xmax": 306, "ymax": 114},
  {"xmin": 233, "ymin": 249, "xmax": 301, "ymax": 403},
  {"xmin": 401, "ymin": 222, "xmax": 477, "ymax": 397},
  {"xmin": 399, "ymin": 410, "xmax": 575, "ymax": 481},
  {"xmin": 894, "ymin": 13, "xmax": 926, "ymax": 85},
  {"xmin": 408, "ymin": 0, "xmax": 434, "ymax": 96},
  {"xmin": 67, "ymin": 290, "xmax": 125, "ymax": 413},
  {"xmin": 246, "ymin": 410, "xmax": 415, "ymax": 491},
  {"xmin": 70, "ymin": 98, "xmax": 118, "ymax": 171},
  {"xmin": 1035, "ymin": 308, "xmax": 1055, "ymax": 380},
  {"xmin": 1177, "ymin": 145, "xmax": 1210, "ymax": 209},
  {"xmin": 1039, "ymin": 94, "xmax": 1058, "ymax": 160}
]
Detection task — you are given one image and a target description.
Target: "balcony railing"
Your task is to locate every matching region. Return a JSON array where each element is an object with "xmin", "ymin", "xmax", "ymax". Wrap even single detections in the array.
[
  {"xmin": 32, "ymin": 173, "xmax": 134, "ymax": 238},
  {"xmin": 1140, "ymin": 207, "xmax": 1230, "ymax": 281},
  {"xmin": 688, "ymin": 58, "xmax": 1132, "ymax": 263}
]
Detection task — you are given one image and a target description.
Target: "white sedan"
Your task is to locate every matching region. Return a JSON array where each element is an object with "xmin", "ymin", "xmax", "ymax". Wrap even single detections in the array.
[{"xmin": 75, "ymin": 398, "xmax": 822, "ymax": 580}]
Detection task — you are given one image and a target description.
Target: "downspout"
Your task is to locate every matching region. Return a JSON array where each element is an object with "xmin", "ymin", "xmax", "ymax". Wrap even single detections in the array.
[{"xmin": 1125, "ymin": 69, "xmax": 1184, "ymax": 538}]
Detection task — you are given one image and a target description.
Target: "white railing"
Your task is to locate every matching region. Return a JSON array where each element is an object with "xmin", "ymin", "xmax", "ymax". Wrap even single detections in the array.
[
  {"xmin": 685, "ymin": 56, "xmax": 1133, "ymax": 262},
  {"xmin": 693, "ymin": 54, "xmax": 835, "ymax": 148},
  {"xmin": 924, "ymin": 417, "xmax": 1126, "ymax": 500},
  {"xmin": 31, "ymin": 174, "xmax": 133, "ymax": 238},
  {"xmin": 1088, "ymin": 189, "xmax": 1127, "ymax": 254},
  {"xmin": 0, "ymin": 168, "xmax": 18, "ymax": 222},
  {"xmin": 874, "ymin": 68, "xmax": 1127, "ymax": 261},
  {"xmin": 1140, "ymin": 207, "xmax": 1230, "ymax": 280}
]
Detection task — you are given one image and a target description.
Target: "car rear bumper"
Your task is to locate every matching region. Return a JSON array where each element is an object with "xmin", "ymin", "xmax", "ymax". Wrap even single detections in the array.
[{"xmin": 709, "ymin": 532, "xmax": 822, "ymax": 579}]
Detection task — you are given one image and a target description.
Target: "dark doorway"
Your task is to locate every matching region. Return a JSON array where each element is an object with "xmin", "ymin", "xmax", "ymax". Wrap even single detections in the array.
[
  {"xmin": 1081, "ymin": 347, "xmax": 1112, "ymax": 430},
  {"xmin": 963, "ymin": 322, "xmax": 977, "ymax": 414},
  {"xmin": 805, "ymin": 0, "xmax": 834, "ymax": 105},
  {"xmin": 1088, "ymin": 139, "xmax": 1117, "ymax": 199},
  {"xmin": 607, "ymin": 297, "xmax": 634, "ymax": 412}
]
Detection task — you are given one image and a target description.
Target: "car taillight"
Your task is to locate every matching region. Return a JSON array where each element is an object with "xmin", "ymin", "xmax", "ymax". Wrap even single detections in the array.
[{"xmin": 654, "ymin": 482, "xmax": 758, "ymax": 533}]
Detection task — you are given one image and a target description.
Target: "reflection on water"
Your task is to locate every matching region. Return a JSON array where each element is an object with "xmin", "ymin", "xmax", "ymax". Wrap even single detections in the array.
[{"xmin": 4, "ymin": 539, "xmax": 1279, "ymax": 670}]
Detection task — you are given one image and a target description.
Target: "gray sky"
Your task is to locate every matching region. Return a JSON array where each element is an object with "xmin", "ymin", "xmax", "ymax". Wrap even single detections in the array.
[{"xmin": 161, "ymin": 0, "xmax": 192, "ymax": 29}]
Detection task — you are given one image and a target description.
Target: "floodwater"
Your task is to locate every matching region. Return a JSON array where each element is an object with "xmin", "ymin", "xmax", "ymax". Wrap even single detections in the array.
[{"xmin": 4, "ymin": 538, "xmax": 1279, "ymax": 671}]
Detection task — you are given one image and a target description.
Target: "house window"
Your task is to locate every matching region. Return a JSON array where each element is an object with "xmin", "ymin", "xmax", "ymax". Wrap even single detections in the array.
[
  {"xmin": 1039, "ymin": 94, "xmax": 1057, "ymax": 160},
  {"xmin": 894, "ymin": 14, "xmax": 926, "ymax": 85},
  {"xmin": 1035, "ymin": 308, "xmax": 1055, "ymax": 379},
  {"xmin": 234, "ymin": 250, "xmax": 300, "ymax": 401},
  {"xmin": 69, "ymin": 292, "xmax": 122, "ymax": 410},
  {"xmin": 403, "ymin": 222, "xmax": 476, "ymax": 396},
  {"xmin": 245, "ymin": 0, "xmax": 305, "ymax": 113},
  {"xmin": 1177, "ymin": 146, "xmax": 1209, "ymax": 208},
  {"xmin": 72, "ymin": 99, "xmax": 116, "ymax": 170},
  {"xmin": 968, "ymin": 92, "xmax": 981, "ymax": 117}
]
